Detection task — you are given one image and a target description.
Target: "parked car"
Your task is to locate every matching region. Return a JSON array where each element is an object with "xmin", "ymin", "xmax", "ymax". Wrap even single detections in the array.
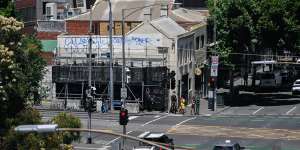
[
  {"xmin": 292, "ymin": 79, "xmax": 300, "ymax": 95},
  {"xmin": 112, "ymin": 99, "xmax": 123, "ymax": 110},
  {"xmin": 137, "ymin": 131, "xmax": 174, "ymax": 150},
  {"xmin": 213, "ymin": 140, "xmax": 242, "ymax": 150}
]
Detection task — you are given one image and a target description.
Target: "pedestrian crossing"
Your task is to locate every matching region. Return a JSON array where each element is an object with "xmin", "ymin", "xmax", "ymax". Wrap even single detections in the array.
[
  {"xmin": 39, "ymin": 110, "xmax": 140, "ymax": 120},
  {"xmin": 167, "ymin": 124, "xmax": 300, "ymax": 140}
]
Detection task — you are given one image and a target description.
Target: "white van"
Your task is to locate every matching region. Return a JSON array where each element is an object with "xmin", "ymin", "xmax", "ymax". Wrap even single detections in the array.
[{"xmin": 259, "ymin": 72, "xmax": 282, "ymax": 87}]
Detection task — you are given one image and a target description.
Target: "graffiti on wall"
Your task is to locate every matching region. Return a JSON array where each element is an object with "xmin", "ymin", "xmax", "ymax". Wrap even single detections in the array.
[{"xmin": 59, "ymin": 35, "xmax": 161, "ymax": 49}]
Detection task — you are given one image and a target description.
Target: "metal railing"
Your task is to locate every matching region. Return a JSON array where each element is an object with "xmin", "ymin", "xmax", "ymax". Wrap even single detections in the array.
[{"xmin": 37, "ymin": 20, "xmax": 65, "ymax": 32}]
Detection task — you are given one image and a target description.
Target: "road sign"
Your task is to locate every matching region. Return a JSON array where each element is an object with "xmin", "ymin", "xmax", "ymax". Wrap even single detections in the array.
[
  {"xmin": 211, "ymin": 56, "xmax": 219, "ymax": 65},
  {"xmin": 210, "ymin": 65, "xmax": 218, "ymax": 77},
  {"xmin": 121, "ymin": 88, "xmax": 127, "ymax": 99}
]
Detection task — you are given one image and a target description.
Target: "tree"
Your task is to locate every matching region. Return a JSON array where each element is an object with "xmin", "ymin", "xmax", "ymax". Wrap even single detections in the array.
[
  {"xmin": 208, "ymin": 0, "xmax": 300, "ymax": 64},
  {"xmin": 2, "ymin": 109, "xmax": 79, "ymax": 150},
  {"xmin": 0, "ymin": 0, "xmax": 16, "ymax": 17},
  {"xmin": 0, "ymin": 16, "xmax": 45, "ymax": 129}
]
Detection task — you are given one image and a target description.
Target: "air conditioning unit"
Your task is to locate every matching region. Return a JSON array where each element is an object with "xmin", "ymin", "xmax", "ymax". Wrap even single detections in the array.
[
  {"xmin": 46, "ymin": 3, "xmax": 57, "ymax": 20},
  {"xmin": 67, "ymin": 8, "xmax": 82, "ymax": 17}
]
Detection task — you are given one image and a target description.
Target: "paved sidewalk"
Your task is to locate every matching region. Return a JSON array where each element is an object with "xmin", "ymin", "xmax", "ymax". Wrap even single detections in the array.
[
  {"xmin": 36, "ymin": 98, "xmax": 229, "ymax": 117},
  {"xmin": 180, "ymin": 98, "xmax": 229, "ymax": 116}
]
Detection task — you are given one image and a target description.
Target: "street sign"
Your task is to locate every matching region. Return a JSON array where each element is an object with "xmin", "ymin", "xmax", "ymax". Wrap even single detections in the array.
[
  {"xmin": 211, "ymin": 56, "xmax": 219, "ymax": 65},
  {"xmin": 210, "ymin": 65, "xmax": 218, "ymax": 77},
  {"xmin": 121, "ymin": 88, "xmax": 127, "ymax": 99}
]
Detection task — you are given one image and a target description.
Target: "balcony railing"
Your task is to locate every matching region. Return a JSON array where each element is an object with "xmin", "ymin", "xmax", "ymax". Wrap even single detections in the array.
[{"xmin": 37, "ymin": 20, "xmax": 65, "ymax": 32}]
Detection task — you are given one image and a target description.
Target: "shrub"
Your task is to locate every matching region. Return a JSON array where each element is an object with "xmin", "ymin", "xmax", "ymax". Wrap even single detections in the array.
[{"xmin": 51, "ymin": 112, "xmax": 81, "ymax": 144}]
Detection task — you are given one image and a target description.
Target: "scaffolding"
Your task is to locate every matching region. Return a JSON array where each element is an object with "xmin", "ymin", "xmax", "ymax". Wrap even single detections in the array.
[{"xmin": 51, "ymin": 47, "xmax": 170, "ymax": 111}]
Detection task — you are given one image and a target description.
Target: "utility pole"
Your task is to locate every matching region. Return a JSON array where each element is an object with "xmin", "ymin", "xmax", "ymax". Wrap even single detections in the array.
[
  {"xmin": 87, "ymin": 5, "xmax": 93, "ymax": 144},
  {"xmin": 121, "ymin": 9, "xmax": 126, "ymax": 107},
  {"xmin": 121, "ymin": 9, "xmax": 127, "ymax": 150},
  {"xmin": 108, "ymin": 0, "xmax": 114, "ymax": 112},
  {"xmin": 212, "ymin": 0, "xmax": 218, "ymax": 111}
]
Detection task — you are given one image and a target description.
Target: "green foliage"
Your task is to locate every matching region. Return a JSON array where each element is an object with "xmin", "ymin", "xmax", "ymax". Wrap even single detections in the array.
[
  {"xmin": 2, "ymin": 108, "xmax": 46, "ymax": 150},
  {"xmin": 208, "ymin": 0, "xmax": 300, "ymax": 64},
  {"xmin": 0, "ymin": 0, "xmax": 16, "ymax": 17},
  {"xmin": 2, "ymin": 110, "xmax": 79, "ymax": 149},
  {"xmin": 52, "ymin": 112, "xmax": 82, "ymax": 144},
  {"xmin": 0, "ymin": 16, "xmax": 46, "ymax": 129}
]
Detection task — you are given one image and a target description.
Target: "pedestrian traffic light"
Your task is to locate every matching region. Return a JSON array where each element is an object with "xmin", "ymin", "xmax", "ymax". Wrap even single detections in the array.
[
  {"xmin": 81, "ymin": 87, "xmax": 88, "ymax": 111},
  {"xmin": 208, "ymin": 77, "xmax": 216, "ymax": 89},
  {"xmin": 119, "ymin": 108, "xmax": 129, "ymax": 125},
  {"xmin": 88, "ymin": 98, "xmax": 97, "ymax": 112}
]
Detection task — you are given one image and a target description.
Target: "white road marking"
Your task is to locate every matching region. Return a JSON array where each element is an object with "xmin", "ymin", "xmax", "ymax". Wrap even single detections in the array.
[
  {"xmin": 154, "ymin": 115, "xmax": 161, "ymax": 118},
  {"xmin": 128, "ymin": 116, "xmax": 139, "ymax": 120},
  {"xmin": 105, "ymin": 131, "xmax": 133, "ymax": 146},
  {"xmin": 141, "ymin": 115, "xmax": 169, "ymax": 126},
  {"xmin": 286, "ymin": 106, "xmax": 297, "ymax": 115},
  {"xmin": 252, "ymin": 107, "xmax": 264, "ymax": 115},
  {"xmin": 73, "ymin": 146, "xmax": 105, "ymax": 150},
  {"xmin": 175, "ymin": 117, "xmax": 196, "ymax": 127}
]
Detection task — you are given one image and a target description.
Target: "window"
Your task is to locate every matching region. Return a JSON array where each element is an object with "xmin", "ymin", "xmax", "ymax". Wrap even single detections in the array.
[
  {"xmin": 185, "ymin": 43, "xmax": 188, "ymax": 63},
  {"xmin": 201, "ymin": 35, "xmax": 205, "ymax": 48},
  {"xmin": 42, "ymin": 2, "xmax": 47, "ymax": 14},
  {"xmin": 76, "ymin": 0, "xmax": 84, "ymax": 8},
  {"xmin": 46, "ymin": 7, "xmax": 51, "ymax": 16},
  {"xmin": 92, "ymin": 23, "xmax": 99, "ymax": 34},
  {"xmin": 189, "ymin": 41, "xmax": 193, "ymax": 61},
  {"xmin": 196, "ymin": 36, "xmax": 200, "ymax": 50}
]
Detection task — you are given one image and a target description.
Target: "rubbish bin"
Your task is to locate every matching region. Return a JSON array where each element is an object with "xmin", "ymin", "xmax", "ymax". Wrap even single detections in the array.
[{"xmin": 216, "ymin": 92, "xmax": 225, "ymax": 108}]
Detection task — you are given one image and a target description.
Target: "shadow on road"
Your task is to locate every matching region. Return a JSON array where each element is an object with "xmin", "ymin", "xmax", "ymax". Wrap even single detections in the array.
[{"xmin": 223, "ymin": 92, "xmax": 300, "ymax": 107}]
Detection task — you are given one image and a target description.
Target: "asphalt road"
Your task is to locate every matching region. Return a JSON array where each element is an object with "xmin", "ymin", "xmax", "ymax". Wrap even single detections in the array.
[
  {"xmin": 39, "ymin": 91, "xmax": 300, "ymax": 150},
  {"xmin": 41, "ymin": 111, "xmax": 300, "ymax": 150}
]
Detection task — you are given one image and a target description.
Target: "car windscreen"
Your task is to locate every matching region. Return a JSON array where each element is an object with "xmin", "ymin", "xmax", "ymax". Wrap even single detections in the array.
[
  {"xmin": 261, "ymin": 73, "xmax": 275, "ymax": 79},
  {"xmin": 213, "ymin": 146, "xmax": 233, "ymax": 150},
  {"xmin": 294, "ymin": 81, "xmax": 300, "ymax": 85}
]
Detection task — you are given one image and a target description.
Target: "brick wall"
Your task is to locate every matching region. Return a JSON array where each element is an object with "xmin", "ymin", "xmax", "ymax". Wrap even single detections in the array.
[
  {"xmin": 37, "ymin": 32, "xmax": 61, "ymax": 40},
  {"xmin": 39, "ymin": 52, "xmax": 54, "ymax": 65},
  {"xmin": 66, "ymin": 21, "xmax": 90, "ymax": 35},
  {"xmin": 15, "ymin": 0, "xmax": 36, "ymax": 9},
  {"xmin": 67, "ymin": 20, "xmax": 141, "ymax": 35}
]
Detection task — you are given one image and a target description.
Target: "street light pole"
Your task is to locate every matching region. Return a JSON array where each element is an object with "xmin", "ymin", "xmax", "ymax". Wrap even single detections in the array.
[
  {"xmin": 87, "ymin": 5, "xmax": 93, "ymax": 144},
  {"xmin": 121, "ymin": 9, "xmax": 126, "ymax": 107},
  {"xmin": 108, "ymin": 0, "xmax": 114, "ymax": 112},
  {"xmin": 121, "ymin": 8, "xmax": 127, "ymax": 150}
]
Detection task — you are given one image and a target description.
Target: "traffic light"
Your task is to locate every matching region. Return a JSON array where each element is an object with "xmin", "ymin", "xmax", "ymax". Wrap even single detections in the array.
[
  {"xmin": 170, "ymin": 78, "xmax": 176, "ymax": 89},
  {"xmin": 89, "ymin": 98, "xmax": 97, "ymax": 112},
  {"xmin": 81, "ymin": 87, "xmax": 88, "ymax": 111},
  {"xmin": 119, "ymin": 108, "xmax": 129, "ymax": 125},
  {"xmin": 208, "ymin": 77, "xmax": 216, "ymax": 89},
  {"xmin": 169, "ymin": 71, "xmax": 176, "ymax": 89}
]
